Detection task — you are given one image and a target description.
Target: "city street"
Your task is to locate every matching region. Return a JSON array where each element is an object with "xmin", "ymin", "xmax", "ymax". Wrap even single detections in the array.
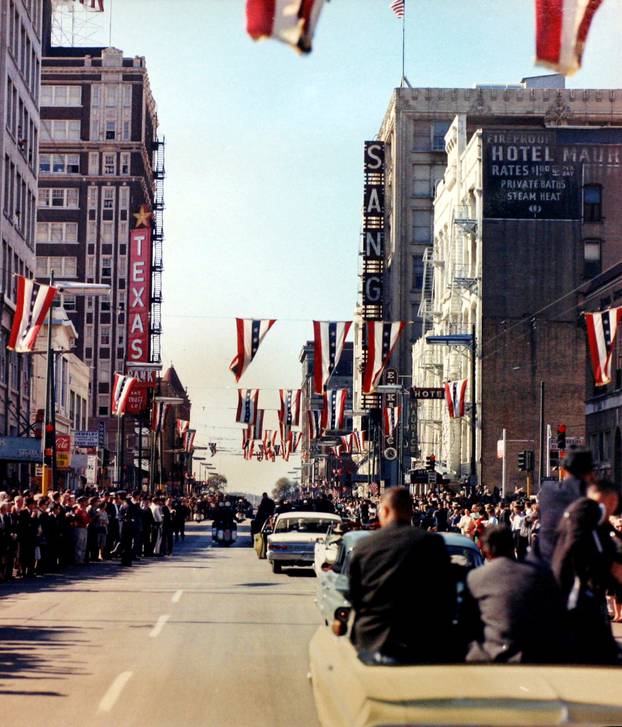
[{"xmin": 0, "ymin": 523, "xmax": 320, "ymax": 727}]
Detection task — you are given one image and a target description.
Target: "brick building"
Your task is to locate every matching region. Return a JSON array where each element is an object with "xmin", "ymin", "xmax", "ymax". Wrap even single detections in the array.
[
  {"xmin": 369, "ymin": 75, "xmax": 622, "ymax": 393},
  {"xmin": 0, "ymin": 0, "xmax": 45, "ymax": 480},
  {"xmin": 37, "ymin": 44, "xmax": 164, "ymax": 469},
  {"xmin": 413, "ymin": 118, "xmax": 622, "ymax": 489},
  {"xmin": 159, "ymin": 365, "xmax": 192, "ymax": 491}
]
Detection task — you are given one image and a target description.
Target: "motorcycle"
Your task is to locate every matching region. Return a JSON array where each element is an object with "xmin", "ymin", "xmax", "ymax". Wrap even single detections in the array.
[{"xmin": 212, "ymin": 519, "xmax": 237, "ymax": 547}]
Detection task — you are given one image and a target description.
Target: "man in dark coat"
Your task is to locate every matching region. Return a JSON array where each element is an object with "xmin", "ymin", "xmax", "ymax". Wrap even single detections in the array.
[
  {"xmin": 464, "ymin": 526, "xmax": 569, "ymax": 663},
  {"xmin": 117, "ymin": 492, "xmax": 134, "ymax": 567},
  {"xmin": 537, "ymin": 448, "xmax": 595, "ymax": 565},
  {"xmin": 348, "ymin": 487, "xmax": 454, "ymax": 664},
  {"xmin": 551, "ymin": 479, "xmax": 622, "ymax": 665}
]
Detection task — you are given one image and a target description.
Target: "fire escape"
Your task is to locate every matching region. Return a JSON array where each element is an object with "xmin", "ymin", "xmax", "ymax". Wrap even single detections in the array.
[{"xmin": 151, "ymin": 137, "xmax": 165, "ymax": 364}]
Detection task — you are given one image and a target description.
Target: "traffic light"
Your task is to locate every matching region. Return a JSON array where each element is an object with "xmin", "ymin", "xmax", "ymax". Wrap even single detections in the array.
[
  {"xmin": 557, "ymin": 424, "xmax": 567, "ymax": 451},
  {"xmin": 425, "ymin": 454, "xmax": 436, "ymax": 472},
  {"xmin": 43, "ymin": 422, "xmax": 54, "ymax": 466},
  {"xmin": 518, "ymin": 450, "xmax": 535, "ymax": 472},
  {"xmin": 517, "ymin": 450, "xmax": 527, "ymax": 471}
]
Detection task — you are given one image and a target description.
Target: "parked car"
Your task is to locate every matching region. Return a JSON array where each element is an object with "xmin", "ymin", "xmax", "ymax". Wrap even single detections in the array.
[
  {"xmin": 267, "ymin": 511, "xmax": 341, "ymax": 574},
  {"xmin": 315, "ymin": 531, "xmax": 483, "ymax": 627}
]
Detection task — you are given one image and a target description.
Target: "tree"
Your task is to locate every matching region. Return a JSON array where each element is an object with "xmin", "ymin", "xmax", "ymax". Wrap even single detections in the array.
[
  {"xmin": 272, "ymin": 477, "xmax": 296, "ymax": 502},
  {"xmin": 207, "ymin": 473, "xmax": 227, "ymax": 493}
]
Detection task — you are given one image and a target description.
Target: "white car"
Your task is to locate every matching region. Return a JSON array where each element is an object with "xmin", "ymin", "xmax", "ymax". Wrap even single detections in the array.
[{"xmin": 267, "ymin": 511, "xmax": 341, "ymax": 574}]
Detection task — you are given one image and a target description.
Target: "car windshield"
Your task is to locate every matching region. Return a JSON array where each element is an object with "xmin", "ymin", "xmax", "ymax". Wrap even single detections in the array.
[
  {"xmin": 274, "ymin": 518, "xmax": 336, "ymax": 534},
  {"xmin": 446, "ymin": 544, "xmax": 484, "ymax": 569}
]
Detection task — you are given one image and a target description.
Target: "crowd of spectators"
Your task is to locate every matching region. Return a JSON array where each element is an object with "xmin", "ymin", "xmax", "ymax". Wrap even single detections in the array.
[{"xmin": 0, "ymin": 489, "xmax": 192, "ymax": 582}]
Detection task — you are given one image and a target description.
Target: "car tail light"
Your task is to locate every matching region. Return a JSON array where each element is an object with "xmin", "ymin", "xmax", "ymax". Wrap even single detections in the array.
[{"xmin": 269, "ymin": 543, "xmax": 288, "ymax": 551}]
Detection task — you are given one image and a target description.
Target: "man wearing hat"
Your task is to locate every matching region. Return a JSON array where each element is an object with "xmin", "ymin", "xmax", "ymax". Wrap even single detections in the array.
[{"xmin": 537, "ymin": 448, "xmax": 595, "ymax": 565}]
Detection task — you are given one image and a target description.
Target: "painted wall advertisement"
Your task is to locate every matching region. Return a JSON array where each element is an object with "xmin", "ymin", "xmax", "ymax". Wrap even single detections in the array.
[
  {"xmin": 483, "ymin": 130, "xmax": 582, "ymax": 220},
  {"xmin": 126, "ymin": 216, "xmax": 153, "ymax": 415},
  {"xmin": 56, "ymin": 434, "xmax": 71, "ymax": 470}
]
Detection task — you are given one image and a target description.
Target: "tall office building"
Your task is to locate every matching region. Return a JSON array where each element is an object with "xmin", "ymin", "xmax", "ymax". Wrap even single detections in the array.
[
  {"xmin": 372, "ymin": 75, "xmax": 622, "ymax": 380},
  {"xmin": 0, "ymin": 0, "xmax": 45, "ymax": 480},
  {"xmin": 37, "ymin": 45, "xmax": 164, "ymax": 471}
]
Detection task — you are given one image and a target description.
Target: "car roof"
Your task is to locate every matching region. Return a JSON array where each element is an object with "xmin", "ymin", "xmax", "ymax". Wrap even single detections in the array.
[
  {"xmin": 275, "ymin": 511, "xmax": 341, "ymax": 520},
  {"xmin": 441, "ymin": 532, "xmax": 480, "ymax": 550}
]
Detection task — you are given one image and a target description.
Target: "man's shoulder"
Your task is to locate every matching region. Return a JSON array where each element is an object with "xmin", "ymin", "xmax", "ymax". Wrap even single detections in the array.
[{"xmin": 353, "ymin": 525, "xmax": 435, "ymax": 553}]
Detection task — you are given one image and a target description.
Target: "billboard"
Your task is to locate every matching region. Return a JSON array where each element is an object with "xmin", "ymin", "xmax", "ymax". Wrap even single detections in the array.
[
  {"xmin": 483, "ymin": 130, "xmax": 581, "ymax": 220},
  {"xmin": 56, "ymin": 434, "xmax": 71, "ymax": 470}
]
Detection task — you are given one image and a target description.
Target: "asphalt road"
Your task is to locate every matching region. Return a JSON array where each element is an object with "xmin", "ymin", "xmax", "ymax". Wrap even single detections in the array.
[{"xmin": 0, "ymin": 522, "xmax": 321, "ymax": 727}]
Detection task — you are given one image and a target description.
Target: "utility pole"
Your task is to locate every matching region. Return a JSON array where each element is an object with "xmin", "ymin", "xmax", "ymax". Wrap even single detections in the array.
[
  {"xmin": 501, "ymin": 428, "xmax": 507, "ymax": 500},
  {"xmin": 538, "ymin": 380, "xmax": 545, "ymax": 489},
  {"xmin": 470, "ymin": 324, "xmax": 477, "ymax": 487}
]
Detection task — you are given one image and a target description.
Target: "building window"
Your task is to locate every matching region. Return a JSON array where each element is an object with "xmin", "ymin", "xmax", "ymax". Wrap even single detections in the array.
[
  {"xmin": 584, "ymin": 239, "xmax": 602, "ymax": 279},
  {"xmin": 412, "ymin": 257, "xmax": 425, "ymax": 289},
  {"xmin": 101, "ymin": 256, "xmax": 112, "ymax": 278},
  {"xmin": 584, "ymin": 184, "xmax": 603, "ymax": 223},
  {"xmin": 103, "ymin": 187, "xmax": 114, "ymax": 209},
  {"xmin": 100, "ymin": 327, "xmax": 111, "ymax": 346},
  {"xmin": 101, "ymin": 221, "xmax": 114, "ymax": 242},
  {"xmin": 412, "ymin": 210, "xmax": 432, "ymax": 244},
  {"xmin": 62, "ymin": 294, "xmax": 76, "ymax": 311},
  {"xmin": 36, "ymin": 221, "xmax": 78, "ymax": 243},
  {"xmin": 36, "ymin": 256, "xmax": 78, "ymax": 278},
  {"xmin": 104, "ymin": 85, "xmax": 118, "ymax": 107},
  {"xmin": 120, "ymin": 153, "xmax": 130, "ymax": 175},
  {"xmin": 40, "ymin": 85, "xmax": 82, "ymax": 107},
  {"xmin": 432, "ymin": 121, "xmax": 451, "ymax": 151},
  {"xmin": 105, "ymin": 120, "xmax": 116, "ymax": 140},
  {"xmin": 38, "ymin": 187, "xmax": 79, "ymax": 208},
  {"xmin": 103, "ymin": 153, "xmax": 115, "ymax": 175},
  {"xmin": 40, "ymin": 154, "xmax": 80, "ymax": 174},
  {"xmin": 41, "ymin": 119, "xmax": 81, "ymax": 142}
]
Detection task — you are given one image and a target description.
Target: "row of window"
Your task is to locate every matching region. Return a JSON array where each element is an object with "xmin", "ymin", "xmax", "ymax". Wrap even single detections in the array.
[
  {"xmin": 39, "ymin": 152, "xmax": 133, "ymax": 177},
  {"xmin": 6, "ymin": 75, "xmax": 39, "ymax": 173},
  {"xmin": 3, "ymin": 154, "xmax": 36, "ymax": 247},
  {"xmin": 69, "ymin": 390, "xmax": 88, "ymax": 432},
  {"xmin": 40, "ymin": 118, "xmax": 81, "ymax": 142},
  {"xmin": 35, "ymin": 256, "xmax": 77, "ymax": 278},
  {"xmin": 7, "ymin": 0, "xmax": 41, "ymax": 102},
  {"xmin": 41, "ymin": 85, "xmax": 82, "ymax": 107}
]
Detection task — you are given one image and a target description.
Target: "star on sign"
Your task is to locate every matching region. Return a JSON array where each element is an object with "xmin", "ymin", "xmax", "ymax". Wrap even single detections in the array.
[{"xmin": 133, "ymin": 204, "xmax": 152, "ymax": 228}]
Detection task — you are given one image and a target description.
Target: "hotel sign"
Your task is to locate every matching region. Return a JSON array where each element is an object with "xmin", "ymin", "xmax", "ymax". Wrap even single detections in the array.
[{"xmin": 483, "ymin": 130, "xmax": 581, "ymax": 220}]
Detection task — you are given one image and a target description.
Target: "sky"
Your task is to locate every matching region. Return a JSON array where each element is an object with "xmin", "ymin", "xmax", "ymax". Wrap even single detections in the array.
[{"xmin": 58, "ymin": 0, "xmax": 622, "ymax": 494}]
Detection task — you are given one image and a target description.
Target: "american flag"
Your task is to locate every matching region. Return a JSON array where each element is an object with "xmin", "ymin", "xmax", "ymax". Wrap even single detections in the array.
[
  {"xmin": 278, "ymin": 389, "xmax": 302, "ymax": 428},
  {"xmin": 444, "ymin": 379, "xmax": 468, "ymax": 419},
  {"xmin": 313, "ymin": 321, "xmax": 352, "ymax": 394},
  {"xmin": 7, "ymin": 275, "xmax": 58, "ymax": 353},
  {"xmin": 585, "ymin": 306, "xmax": 622, "ymax": 386},
  {"xmin": 362, "ymin": 321, "xmax": 407, "ymax": 394},
  {"xmin": 111, "ymin": 374, "xmax": 137, "ymax": 417},
  {"xmin": 176, "ymin": 419, "xmax": 190, "ymax": 438},
  {"xmin": 77, "ymin": 0, "xmax": 105, "ymax": 11},
  {"xmin": 535, "ymin": 0, "xmax": 603, "ymax": 75},
  {"xmin": 246, "ymin": 0, "xmax": 326, "ymax": 54},
  {"xmin": 229, "ymin": 318, "xmax": 276, "ymax": 382},
  {"xmin": 390, "ymin": 0, "xmax": 405, "ymax": 19},
  {"xmin": 236, "ymin": 388, "xmax": 260, "ymax": 424},
  {"xmin": 321, "ymin": 389, "xmax": 348, "ymax": 432},
  {"xmin": 307, "ymin": 410, "xmax": 322, "ymax": 440}
]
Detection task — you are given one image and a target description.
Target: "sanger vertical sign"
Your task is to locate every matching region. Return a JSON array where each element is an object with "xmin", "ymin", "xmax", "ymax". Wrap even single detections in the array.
[
  {"xmin": 361, "ymin": 141, "xmax": 385, "ymax": 410},
  {"xmin": 126, "ymin": 205, "xmax": 153, "ymax": 415}
]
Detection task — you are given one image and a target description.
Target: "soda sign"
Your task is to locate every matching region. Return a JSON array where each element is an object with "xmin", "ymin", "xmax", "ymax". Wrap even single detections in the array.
[{"xmin": 56, "ymin": 434, "xmax": 71, "ymax": 470}]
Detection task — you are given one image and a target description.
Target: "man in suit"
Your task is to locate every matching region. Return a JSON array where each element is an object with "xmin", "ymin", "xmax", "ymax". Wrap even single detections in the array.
[
  {"xmin": 348, "ymin": 487, "xmax": 454, "ymax": 664},
  {"xmin": 465, "ymin": 526, "xmax": 568, "ymax": 663},
  {"xmin": 537, "ymin": 448, "xmax": 595, "ymax": 565}
]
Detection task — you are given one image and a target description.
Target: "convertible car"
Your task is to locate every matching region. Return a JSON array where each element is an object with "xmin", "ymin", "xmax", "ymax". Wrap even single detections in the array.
[
  {"xmin": 267, "ymin": 511, "xmax": 341, "ymax": 574},
  {"xmin": 309, "ymin": 627, "xmax": 622, "ymax": 727},
  {"xmin": 315, "ymin": 531, "xmax": 483, "ymax": 626}
]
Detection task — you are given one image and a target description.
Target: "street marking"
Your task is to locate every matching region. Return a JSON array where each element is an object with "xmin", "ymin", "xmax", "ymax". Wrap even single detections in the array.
[
  {"xmin": 172, "ymin": 589, "xmax": 183, "ymax": 604},
  {"xmin": 98, "ymin": 671, "xmax": 133, "ymax": 713},
  {"xmin": 149, "ymin": 613, "xmax": 170, "ymax": 638}
]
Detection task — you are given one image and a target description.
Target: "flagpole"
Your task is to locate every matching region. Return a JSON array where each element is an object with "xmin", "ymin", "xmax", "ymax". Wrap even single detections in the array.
[{"xmin": 401, "ymin": 1, "xmax": 406, "ymax": 86}]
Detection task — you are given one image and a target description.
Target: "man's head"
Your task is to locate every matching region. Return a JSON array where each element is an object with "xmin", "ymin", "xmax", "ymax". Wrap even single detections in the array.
[
  {"xmin": 479, "ymin": 525, "xmax": 515, "ymax": 560},
  {"xmin": 563, "ymin": 448, "xmax": 595, "ymax": 482},
  {"xmin": 586, "ymin": 479, "xmax": 620, "ymax": 519},
  {"xmin": 378, "ymin": 487, "xmax": 412, "ymax": 527}
]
